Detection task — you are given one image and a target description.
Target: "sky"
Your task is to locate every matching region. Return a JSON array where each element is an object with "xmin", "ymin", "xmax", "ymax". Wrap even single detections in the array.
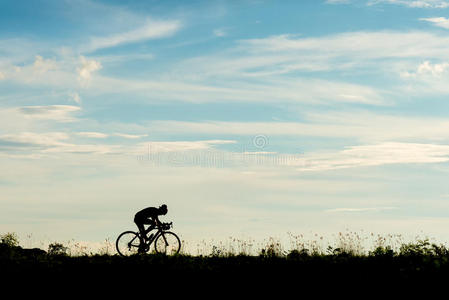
[{"xmin": 3, "ymin": 0, "xmax": 449, "ymax": 252}]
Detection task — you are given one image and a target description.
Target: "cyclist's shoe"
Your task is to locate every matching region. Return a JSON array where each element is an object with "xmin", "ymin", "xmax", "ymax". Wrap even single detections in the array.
[{"xmin": 138, "ymin": 244, "xmax": 148, "ymax": 254}]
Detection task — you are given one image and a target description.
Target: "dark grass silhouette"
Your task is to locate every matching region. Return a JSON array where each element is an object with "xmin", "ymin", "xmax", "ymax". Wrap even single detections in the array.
[{"xmin": 2, "ymin": 235, "xmax": 449, "ymax": 294}]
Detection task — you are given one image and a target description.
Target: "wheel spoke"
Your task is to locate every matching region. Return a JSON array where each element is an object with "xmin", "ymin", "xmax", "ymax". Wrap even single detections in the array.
[
  {"xmin": 116, "ymin": 231, "xmax": 141, "ymax": 256},
  {"xmin": 154, "ymin": 232, "xmax": 181, "ymax": 255}
]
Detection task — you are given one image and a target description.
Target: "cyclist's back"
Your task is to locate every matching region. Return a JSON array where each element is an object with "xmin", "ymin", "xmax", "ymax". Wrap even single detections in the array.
[
  {"xmin": 135, "ymin": 207, "xmax": 159, "ymax": 220},
  {"xmin": 134, "ymin": 204, "xmax": 168, "ymax": 238}
]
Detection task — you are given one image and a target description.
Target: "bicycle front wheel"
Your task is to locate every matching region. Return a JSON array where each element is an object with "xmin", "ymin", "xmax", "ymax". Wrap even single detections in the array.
[
  {"xmin": 116, "ymin": 231, "xmax": 141, "ymax": 256},
  {"xmin": 154, "ymin": 232, "xmax": 181, "ymax": 255}
]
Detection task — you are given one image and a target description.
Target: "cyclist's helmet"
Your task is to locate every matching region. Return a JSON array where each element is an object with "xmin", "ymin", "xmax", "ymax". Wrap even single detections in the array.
[{"xmin": 160, "ymin": 204, "xmax": 168, "ymax": 215}]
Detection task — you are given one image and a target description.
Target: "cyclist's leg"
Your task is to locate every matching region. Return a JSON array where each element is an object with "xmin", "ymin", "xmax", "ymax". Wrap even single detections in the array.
[
  {"xmin": 134, "ymin": 217, "xmax": 146, "ymax": 240},
  {"xmin": 143, "ymin": 219, "xmax": 155, "ymax": 239}
]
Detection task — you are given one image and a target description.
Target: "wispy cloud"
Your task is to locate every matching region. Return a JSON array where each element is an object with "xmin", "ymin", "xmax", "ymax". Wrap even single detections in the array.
[
  {"xmin": 76, "ymin": 132, "xmax": 108, "ymax": 139},
  {"xmin": 213, "ymin": 28, "xmax": 229, "ymax": 37},
  {"xmin": 293, "ymin": 142, "xmax": 449, "ymax": 171},
  {"xmin": 144, "ymin": 110, "xmax": 449, "ymax": 142},
  {"xmin": 0, "ymin": 132, "xmax": 70, "ymax": 148},
  {"xmin": 238, "ymin": 31, "xmax": 449, "ymax": 60},
  {"xmin": 86, "ymin": 19, "xmax": 182, "ymax": 52},
  {"xmin": 420, "ymin": 17, "xmax": 449, "ymax": 28},
  {"xmin": 113, "ymin": 133, "xmax": 148, "ymax": 139},
  {"xmin": 175, "ymin": 30, "xmax": 449, "ymax": 102},
  {"xmin": 33, "ymin": 55, "xmax": 57, "ymax": 74},
  {"xmin": 401, "ymin": 60, "xmax": 449, "ymax": 78},
  {"xmin": 326, "ymin": 0, "xmax": 352, "ymax": 4},
  {"xmin": 368, "ymin": 0, "xmax": 449, "ymax": 8},
  {"xmin": 19, "ymin": 105, "xmax": 81, "ymax": 122},
  {"xmin": 77, "ymin": 56, "xmax": 102, "ymax": 87},
  {"xmin": 140, "ymin": 140, "xmax": 237, "ymax": 153},
  {"xmin": 0, "ymin": 131, "xmax": 121, "ymax": 155},
  {"xmin": 69, "ymin": 92, "xmax": 81, "ymax": 104},
  {"xmin": 325, "ymin": 207, "xmax": 398, "ymax": 213},
  {"xmin": 93, "ymin": 75, "xmax": 386, "ymax": 105}
]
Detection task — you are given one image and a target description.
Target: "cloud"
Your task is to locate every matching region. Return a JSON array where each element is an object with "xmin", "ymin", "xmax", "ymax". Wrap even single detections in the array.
[
  {"xmin": 93, "ymin": 75, "xmax": 386, "ymax": 105},
  {"xmin": 0, "ymin": 54, "xmax": 75, "ymax": 87},
  {"xmin": 69, "ymin": 92, "xmax": 81, "ymax": 104},
  {"xmin": 0, "ymin": 131, "xmax": 122, "ymax": 155},
  {"xmin": 420, "ymin": 17, "xmax": 449, "ymax": 28},
  {"xmin": 238, "ymin": 31, "xmax": 449, "ymax": 59},
  {"xmin": 141, "ymin": 140, "xmax": 237, "ymax": 153},
  {"xmin": 7, "ymin": 30, "xmax": 449, "ymax": 106},
  {"xmin": 401, "ymin": 60, "xmax": 449, "ymax": 78},
  {"xmin": 326, "ymin": 0, "xmax": 352, "ymax": 3},
  {"xmin": 399, "ymin": 61, "xmax": 449, "ymax": 95},
  {"xmin": 213, "ymin": 28, "xmax": 228, "ymax": 37},
  {"xmin": 76, "ymin": 132, "xmax": 109, "ymax": 138},
  {"xmin": 0, "ymin": 132, "xmax": 70, "ymax": 148},
  {"xmin": 41, "ymin": 143, "xmax": 120, "ymax": 155},
  {"xmin": 0, "ymin": 71, "xmax": 5, "ymax": 80},
  {"xmin": 33, "ymin": 55, "xmax": 57, "ymax": 74},
  {"xmin": 86, "ymin": 19, "xmax": 181, "ymax": 52},
  {"xmin": 113, "ymin": 133, "xmax": 148, "ymax": 139},
  {"xmin": 325, "ymin": 207, "xmax": 398, "ymax": 213},
  {"xmin": 175, "ymin": 30, "xmax": 449, "ymax": 98},
  {"xmin": 143, "ymin": 110, "xmax": 449, "ymax": 145},
  {"xmin": 18, "ymin": 105, "xmax": 81, "ymax": 122},
  {"xmin": 77, "ymin": 56, "xmax": 102, "ymax": 86},
  {"xmin": 294, "ymin": 142, "xmax": 449, "ymax": 171},
  {"xmin": 368, "ymin": 0, "xmax": 449, "ymax": 7}
]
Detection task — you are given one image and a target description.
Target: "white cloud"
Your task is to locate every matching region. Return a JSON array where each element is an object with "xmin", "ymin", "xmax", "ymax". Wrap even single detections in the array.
[
  {"xmin": 0, "ymin": 71, "xmax": 5, "ymax": 80},
  {"xmin": 176, "ymin": 30, "xmax": 449, "ymax": 93},
  {"xmin": 134, "ymin": 140, "xmax": 449, "ymax": 171},
  {"xmin": 294, "ymin": 142, "xmax": 449, "ymax": 171},
  {"xmin": 420, "ymin": 17, "xmax": 449, "ymax": 28},
  {"xmin": 93, "ymin": 75, "xmax": 386, "ymax": 105},
  {"xmin": 399, "ymin": 61, "xmax": 449, "ymax": 95},
  {"xmin": 239, "ymin": 31, "xmax": 449, "ymax": 59},
  {"xmin": 0, "ymin": 132, "xmax": 70, "ymax": 147},
  {"xmin": 33, "ymin": 55, "xmax": 57, "ymax": 74},
  {"xmin": 19, "ymin": 105, "xmax": 81, "ymax": 122},
  {"xmin": 87, "ymin": 19, "xmax": 181, "ymax": 52},
  {"xmin": 7, "ymin": 30, "xmax": 449, "ymax": 106},
  {"xmin": 368, "ymin": 0, "xmax": 449, "ymax": 8},
  {"xmin": 144, "ymin": 110, "xmax": 449, "ymax": 144},
  {"xmin": 69, "ymin": 92, "xmax": 82, "ymax": 104},
  {"xmin": 213, "ymin": 28, "xmax": 228, "ymax": 37},
  {"xmin": 325, "ymin": 207, "xmax": 398, "ymax": 213},
  {"xmin": 77, "ymin": 56, "xmax": 102, "ymax": 86},
  {"xmin": 41, "ymin": 143, "xmax": 120, "ymax": 154},
  {"xmin": 1, "ymin": 54, "xmax": 76, "ymax": 88},
  {"xmin": 113, "ymin": 133, "xmax": 148, "ymax": 139},
  {"xmin": 76, "ymin": 132, "xmax": 109, "ymax": 138},
  {"xmin": 0, "ymin": 131, "xmax": 122, "ymax": 155},
  {"xmin": 326, "ymin": 0, "xmax": 352, "ymax": 3},
  {"xmin": 401, "ymin": 60, "xmax": 449, "ymax": 78},
  {"xmin": 141, "ymin": 140, "xmax": 237, "ymax": 153}
]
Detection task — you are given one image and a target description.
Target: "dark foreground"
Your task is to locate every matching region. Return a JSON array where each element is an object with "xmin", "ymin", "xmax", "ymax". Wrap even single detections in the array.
[{"xmin": 2, "ymin": 243, "xmax": 449, "ymax": 295}]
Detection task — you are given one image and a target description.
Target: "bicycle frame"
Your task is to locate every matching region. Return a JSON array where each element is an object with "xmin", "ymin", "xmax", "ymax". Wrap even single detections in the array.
[
  {"xmin": 142, "ymin": 222, "xmax": 172, "ymax": 246},
  {"xmin": 116, "ymin": 221, "xmax": 180, "ymax": 256}
]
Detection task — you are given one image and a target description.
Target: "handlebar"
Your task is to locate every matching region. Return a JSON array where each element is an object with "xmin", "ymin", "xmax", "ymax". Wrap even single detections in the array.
[{"xmin": 158, "ymin": 222, "xmax": 173, "ymax": 230}]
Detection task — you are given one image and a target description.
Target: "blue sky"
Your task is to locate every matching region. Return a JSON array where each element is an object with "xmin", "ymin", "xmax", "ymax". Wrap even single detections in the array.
[{"xmin": 3, "ymin": 0, "xmax": 449, "ymax": 252}]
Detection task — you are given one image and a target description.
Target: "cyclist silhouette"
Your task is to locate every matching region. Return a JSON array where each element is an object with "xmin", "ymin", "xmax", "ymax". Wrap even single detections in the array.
[{"xmin": 134, "ymin": 204, "xmax": 168, "ymax": 241}]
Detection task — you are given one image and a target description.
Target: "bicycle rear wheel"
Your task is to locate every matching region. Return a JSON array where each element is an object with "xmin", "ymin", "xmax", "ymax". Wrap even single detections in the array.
[
  {"xmin": 116, "ymin": 231, "xmax": 141, "ymax": 256},
  {"xmin": 154, "ymin": 232, "xmax": 181, "ymax": 255}
]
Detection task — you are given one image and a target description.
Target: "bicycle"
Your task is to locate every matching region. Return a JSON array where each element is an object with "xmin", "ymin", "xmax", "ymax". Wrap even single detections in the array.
[{"xmin": 116, "ymin": 222, "xmax": 181, "ymax": 256}]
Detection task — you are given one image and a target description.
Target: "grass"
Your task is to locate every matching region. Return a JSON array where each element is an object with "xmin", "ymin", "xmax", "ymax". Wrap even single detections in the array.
[{"xmin": 3, "ymin": 231, "xmax": 449, "ymax": 290}]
